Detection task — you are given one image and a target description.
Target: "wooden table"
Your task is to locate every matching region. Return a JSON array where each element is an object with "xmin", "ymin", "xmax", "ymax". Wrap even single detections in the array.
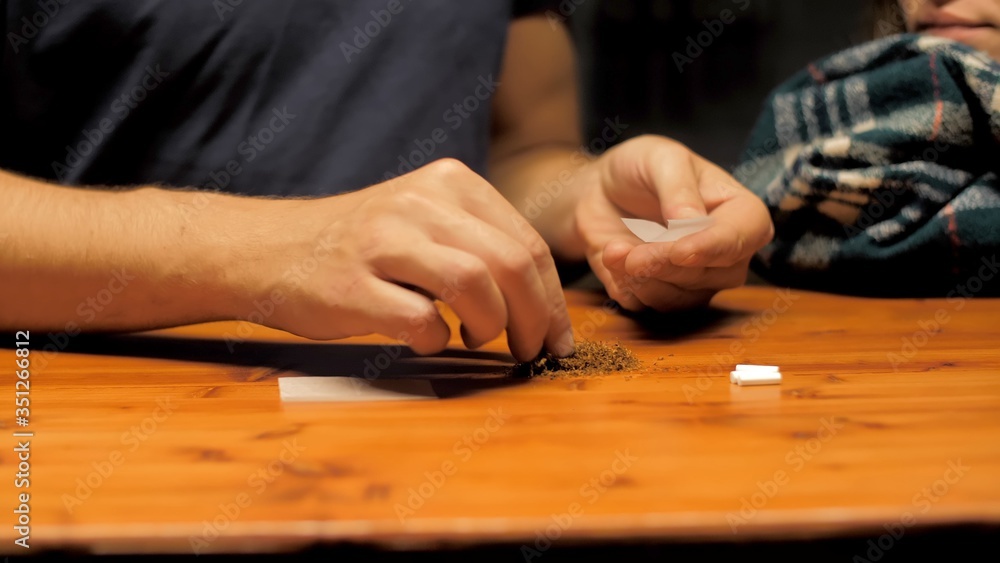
[{"xmin": 3, "ymin": 287, "xmax": 999, "ymax": 556}]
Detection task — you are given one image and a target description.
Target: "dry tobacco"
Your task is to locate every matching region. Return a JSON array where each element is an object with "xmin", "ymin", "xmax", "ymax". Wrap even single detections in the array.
[{"xmin": 509, "ymin": 340, "xmax": 641, "ymax": 378}]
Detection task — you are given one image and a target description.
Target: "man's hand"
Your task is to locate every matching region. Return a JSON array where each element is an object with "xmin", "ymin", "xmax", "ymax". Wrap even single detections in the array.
[
  {"xmin": 573, "ymin": 135, "xmax": 774, "ymax": 311},
  {"xmin": 0, "ymin": 161, "xmax": 574, "ymax": 362},
  {"xmin": 233, "ymin": 159, "xmax": 575, "ymax": 361}
]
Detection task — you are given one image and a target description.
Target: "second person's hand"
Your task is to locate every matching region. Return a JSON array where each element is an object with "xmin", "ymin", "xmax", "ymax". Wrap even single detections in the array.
[{"xmin": 572, "ymin": 135, "xmax": 774, "ymax": 311}]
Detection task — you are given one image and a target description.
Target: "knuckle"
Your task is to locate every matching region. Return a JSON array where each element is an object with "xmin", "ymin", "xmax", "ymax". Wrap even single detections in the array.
[
  {"xmin": 498, "ymin": 247, "xmax": 536, "ymax": 282},
  {"xmin": 405, "ymin": 300, "xmax": 440, "ymax": 328},
  {"xmin": 426, "ymin": 157, "xmax": 472, "ymax": 180},
  {"xmin": 526, "ymin": 234, "xmax": 552, "ymax": 263},
  {"xmin": 449, "ymin": 257, "xmax": 490, "ymax": 291}
]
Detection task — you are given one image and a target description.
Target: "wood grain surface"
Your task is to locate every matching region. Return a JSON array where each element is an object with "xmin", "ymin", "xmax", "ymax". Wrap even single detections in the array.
[{"xmin": 2, "ymin": 287, "xmax": 999, "ymax": 555}]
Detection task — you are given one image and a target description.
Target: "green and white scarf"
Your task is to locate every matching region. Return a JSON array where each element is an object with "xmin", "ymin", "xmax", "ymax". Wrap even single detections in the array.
[{"xmin": 736, "ymin": 34, "xmax": 1000, "ymax": 296}]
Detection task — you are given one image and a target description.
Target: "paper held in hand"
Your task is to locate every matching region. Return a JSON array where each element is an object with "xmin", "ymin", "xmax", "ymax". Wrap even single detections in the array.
[{"xmin": 622, "ymin": 217, "xmax": 714, "ymax": 243}]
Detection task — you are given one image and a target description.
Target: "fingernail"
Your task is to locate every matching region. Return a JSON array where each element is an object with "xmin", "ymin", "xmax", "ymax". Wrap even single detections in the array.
[
  {"xmin": 552, "ymin": 330, "xmax": 576, "ymax": 358},
  {"xmin": 674, "ymin": 206, "xmax": 706, "ymax": 219}
]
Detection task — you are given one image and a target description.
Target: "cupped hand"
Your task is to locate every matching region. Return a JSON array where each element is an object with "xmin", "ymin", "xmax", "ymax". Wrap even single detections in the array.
[{"xmin": 573, "ymin": 135, "xmax": 774, "ymax": 311}]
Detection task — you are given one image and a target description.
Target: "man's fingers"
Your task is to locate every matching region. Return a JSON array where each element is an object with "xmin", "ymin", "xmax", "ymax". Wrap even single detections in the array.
[
  {"xmin": 429, "ymin": 210, "xmax": 568, "ymax": 361},
  {"xmin": 362, "ymin": 279, "xmax": 452, "ymax": 356},
  {"xmin": 371, "ymin": 243, "xmax": 508, "ymax": 350},
  {"xmin": 405, "ymin": 159, "xmax": 573, "ymax": 358},
  {"xmin": 457, "ymin": 197, "xmax": 575, "ymax": 359}
]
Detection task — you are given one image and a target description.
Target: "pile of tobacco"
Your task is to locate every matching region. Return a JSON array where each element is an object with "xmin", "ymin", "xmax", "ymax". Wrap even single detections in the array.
[{"xmin": 509, "ymin": 340, "xmax": 640, "ymax": 378}]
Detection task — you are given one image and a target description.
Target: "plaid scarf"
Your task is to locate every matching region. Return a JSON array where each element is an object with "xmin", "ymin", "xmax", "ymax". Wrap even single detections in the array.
[{"xmin": 735, "ymin": 34, "xmax": 1000, "ymax": 297}]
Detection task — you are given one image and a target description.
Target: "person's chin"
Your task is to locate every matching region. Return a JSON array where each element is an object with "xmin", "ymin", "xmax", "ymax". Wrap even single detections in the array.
[
  {"xmin": 923, "ymin": 25, "xmax": 1000, "ymax": 59},
  {"xmin": 923, "ymin": 26, "xmax": 1000, "ymax": 61}
]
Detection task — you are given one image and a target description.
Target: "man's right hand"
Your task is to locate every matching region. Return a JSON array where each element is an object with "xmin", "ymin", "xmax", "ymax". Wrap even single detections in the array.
[
  {"xmin": 0, "ymin": 160, "xmax": 573, "ymax": 362},
  {"xmin": 226, "ymin": 158, "xmax": 575, "ymax": 361}
]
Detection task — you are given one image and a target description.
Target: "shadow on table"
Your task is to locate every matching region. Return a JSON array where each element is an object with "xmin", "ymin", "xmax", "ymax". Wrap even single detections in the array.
[
  {"xmin": 16, "ymin": 333, "xmax": 528, "ymax": 397},
  {"xmin": 569, "ymin": 287, "xmax": 751, "ymax": 341},
  {"xmin": 624, "ymin": 306, "xmax": 742, "ymax": 340}
]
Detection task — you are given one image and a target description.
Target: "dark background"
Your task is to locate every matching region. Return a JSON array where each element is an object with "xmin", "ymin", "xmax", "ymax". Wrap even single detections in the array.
[{"xmin": 568, "ymin": 0, "xmax": 871, "ymax": 170}]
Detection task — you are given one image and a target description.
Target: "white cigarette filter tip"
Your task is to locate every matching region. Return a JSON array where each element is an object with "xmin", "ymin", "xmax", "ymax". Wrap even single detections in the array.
[
  {"xmin": 730, "ymin": 370, "xmax": 782, "ymax": 386},
  {"xmin": 735, "ymin": 364, "xmax": 780, "ymax": 372}
]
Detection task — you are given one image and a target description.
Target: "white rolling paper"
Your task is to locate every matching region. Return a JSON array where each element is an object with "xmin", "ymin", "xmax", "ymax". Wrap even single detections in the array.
[
  {"xmin": 279, "ymin": 376, "xmax": 438, "ymax": 402},
  {"xmin": 622, "ymin": 217, "xmax": 714, "ymax": 243}
]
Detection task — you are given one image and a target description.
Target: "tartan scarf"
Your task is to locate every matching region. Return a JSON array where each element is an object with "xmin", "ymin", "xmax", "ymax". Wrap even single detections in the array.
[{"xmin": 735, "ymin": 34, "xmax": 1000, "ymax": 297}]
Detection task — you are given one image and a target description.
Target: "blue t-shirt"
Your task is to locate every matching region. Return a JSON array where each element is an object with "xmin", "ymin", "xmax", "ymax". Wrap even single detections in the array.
[{"xmin": 1, "ymin": 0, "xmax": 552, "ymax": 196}]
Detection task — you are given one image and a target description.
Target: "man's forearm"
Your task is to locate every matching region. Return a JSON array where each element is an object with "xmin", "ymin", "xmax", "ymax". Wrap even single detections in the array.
[
  {"xmin": 490, "ymin": 145, "xmax": 595, "ymax": 262},
  {"xmin": 0, "ymin": 170, "xmax": 266, "ymax": 331}
]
